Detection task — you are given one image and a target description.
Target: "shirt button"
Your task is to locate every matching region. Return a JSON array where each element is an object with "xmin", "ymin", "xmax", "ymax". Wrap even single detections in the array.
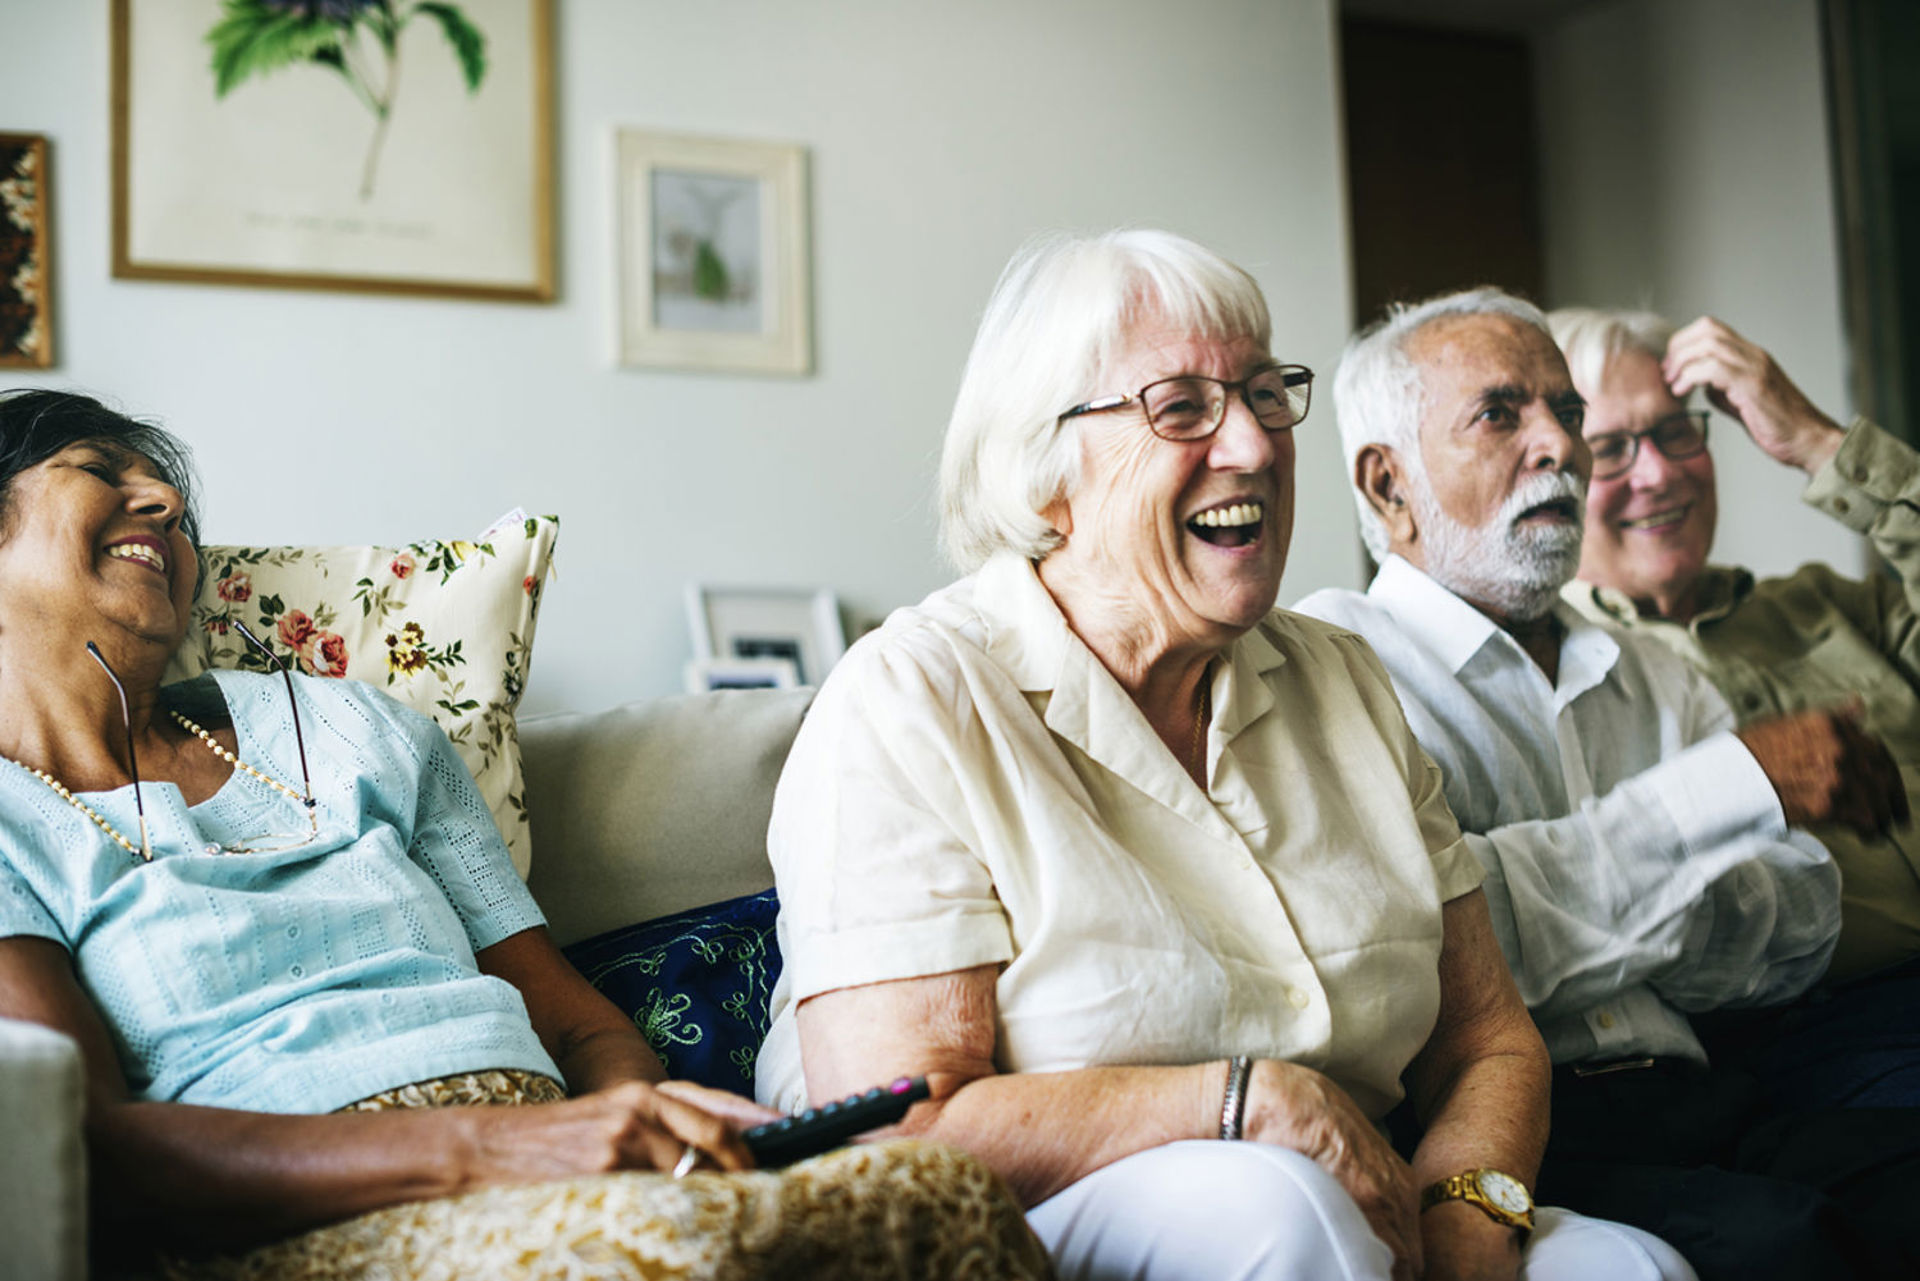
[
  {"xmin": 286, "ymin": 924, "xmax": 301, "ymax": 939},
  {"xmin": 1286, "ymin": 986, "xmax": 1310, "ymax": 1010},
  {"xmin": 1833, "ymin": 497, "xmax": 1851, "ymax": 514},
  {"xmin": 1596, "ymin": 1010, "xmax": 1615, "ymax": 1029},
  {"xmin": 289, "ymin": 964, "xmax": 305, "ymax": 978},
  {"xmin": 1742, "ymin": 693, "xmax": 1762, "ymax": 711}
]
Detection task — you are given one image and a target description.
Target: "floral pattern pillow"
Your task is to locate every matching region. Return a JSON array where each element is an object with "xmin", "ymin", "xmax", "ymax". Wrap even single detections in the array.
[
  {"xmin": 164, "ymin": 514, "xmax": 559, "ymax": 877},
  {"xmin": 562, "ymin": 890, "xmax": 783, "ymax": 1091}
]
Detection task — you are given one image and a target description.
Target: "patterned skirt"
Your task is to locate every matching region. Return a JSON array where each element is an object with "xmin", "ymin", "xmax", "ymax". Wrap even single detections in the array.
[{"xmin": 164, "ymin": 1070, "xmax": 1053, "ymax": 1281}]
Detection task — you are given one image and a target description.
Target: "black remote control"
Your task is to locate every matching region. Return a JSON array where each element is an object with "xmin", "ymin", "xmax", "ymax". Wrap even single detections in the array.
[{"xmin": 743, "ymin": 1076, "xmax": 931, "ymax": 1168}]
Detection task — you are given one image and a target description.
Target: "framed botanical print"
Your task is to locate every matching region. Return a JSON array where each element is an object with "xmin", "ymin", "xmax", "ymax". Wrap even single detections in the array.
[{"xmin": 111, "ymin": 0, "xmax": 553, "ymax": 301}]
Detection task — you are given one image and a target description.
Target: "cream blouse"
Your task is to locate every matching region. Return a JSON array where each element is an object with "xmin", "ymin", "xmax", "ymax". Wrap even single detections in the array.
[{"xmin": 754, "ymin": 553, "xmax": 1482, "ymax": 1119}]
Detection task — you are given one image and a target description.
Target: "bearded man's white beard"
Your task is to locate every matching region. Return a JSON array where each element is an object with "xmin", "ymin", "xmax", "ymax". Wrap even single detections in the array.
[{"xmin": 1410, "ymin": 470, "xmax": 1587, "ymax": 621}]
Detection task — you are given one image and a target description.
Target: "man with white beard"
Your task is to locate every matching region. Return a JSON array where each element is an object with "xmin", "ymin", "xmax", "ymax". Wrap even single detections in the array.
[{"xmin": 1295, "ymin": 289, "xmax": 1913, "ymax": 1281}]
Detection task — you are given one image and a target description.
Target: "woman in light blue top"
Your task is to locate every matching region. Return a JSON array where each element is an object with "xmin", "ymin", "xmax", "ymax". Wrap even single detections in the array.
[{"xmin": 0, "ymin": 390, "xmax": 1046, "ymax": 1280}]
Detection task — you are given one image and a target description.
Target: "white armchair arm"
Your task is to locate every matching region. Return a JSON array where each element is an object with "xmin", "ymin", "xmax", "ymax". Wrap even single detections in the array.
[{"xmin": 0, "ymin": 1016, "xmax": 86, "ymax": 1281}]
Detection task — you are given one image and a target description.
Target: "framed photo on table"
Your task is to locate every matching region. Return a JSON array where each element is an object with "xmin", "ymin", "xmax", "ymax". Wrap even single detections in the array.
[
  {"xmin": 111, "ymin": 0, "xmax": 553, "ymax": 301},
  {"xmin": 683, "ymin": 656, "xmax": 801, "ymax": 695},
  {"xmin": 0, "ymin": 133, "xmax": 53, "ymax": 368},
  {"xmin": 686, "ymin": 585, "xmax": 844, "ymax": 687},
  {"xmin": 616, "ymin": 129, "xmax": 811, "ymax": 374}
]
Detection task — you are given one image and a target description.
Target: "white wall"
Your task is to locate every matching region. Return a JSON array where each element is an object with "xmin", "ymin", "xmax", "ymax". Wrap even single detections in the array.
[
  {"xmin": 0, "ymin": 0, "xmax": 1360, "ymax": 714},
  {"xmin": 1535, "ymin": 0, "xmax": 1863, "ymax": 579}
]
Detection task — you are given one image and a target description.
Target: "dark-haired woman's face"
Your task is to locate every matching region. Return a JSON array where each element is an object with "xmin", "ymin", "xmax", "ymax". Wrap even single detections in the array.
[{"xmin": 0, "ymin": 442, "xmax": 199, "ymax": 651}]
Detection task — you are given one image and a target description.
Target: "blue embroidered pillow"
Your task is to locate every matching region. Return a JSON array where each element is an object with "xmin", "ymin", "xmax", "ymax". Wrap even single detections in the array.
[{"xmin": 562, "ymin": 889, "xmax": 782, "ymax": 1092}]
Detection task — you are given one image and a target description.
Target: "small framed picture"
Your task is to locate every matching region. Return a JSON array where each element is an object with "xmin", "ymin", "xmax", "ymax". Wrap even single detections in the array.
[
  {"xmin": 686, "ymin": 585, "xmax": 845, "ymax": 687},
  {"xmin": 0, "ymin": 133, "xmax": 53, "ymax": 368},
  {"xmin": 683, "ymin": 656, "xmax": 800, "ymax": 694},
  {"xmin": 616, "ymin": 129, "xmax": 811, "ymax": 375}
]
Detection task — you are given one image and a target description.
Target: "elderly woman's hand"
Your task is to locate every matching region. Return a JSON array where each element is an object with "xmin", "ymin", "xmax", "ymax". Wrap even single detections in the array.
[
  {"xmin": 458, "ymin": 1080, "xmax": 767, "ymax": 1186},
  {"xmin": 1243, "ymin": 1059, "xmax": 1422, "ymax": 1280}
]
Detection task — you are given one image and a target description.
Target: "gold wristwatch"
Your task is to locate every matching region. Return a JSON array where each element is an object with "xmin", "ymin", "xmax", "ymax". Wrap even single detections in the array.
[{"xmin": 1419, "ymin": 1168, "xmax": 1534, "ymax": 1240}]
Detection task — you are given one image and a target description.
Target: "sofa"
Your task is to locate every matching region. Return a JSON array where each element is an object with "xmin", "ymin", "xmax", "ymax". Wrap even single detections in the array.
[{"xmin": 0, "ymin": 684, "xmax": 815, "ymax": 1281}]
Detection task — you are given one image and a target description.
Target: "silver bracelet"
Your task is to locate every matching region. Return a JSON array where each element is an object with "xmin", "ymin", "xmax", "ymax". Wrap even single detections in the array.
[{"xmin": 1219, "ymin": 1055, "xmax": 1252, "ymax": 1141}]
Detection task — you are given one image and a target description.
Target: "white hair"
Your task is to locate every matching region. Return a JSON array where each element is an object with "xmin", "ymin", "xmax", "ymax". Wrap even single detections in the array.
[
  {"xmin": 1334, "ymin": 287, "xmax": 1555, "ymax": 562},
  {"xmin": 1547, "ymin": 307, "xmax": 1676, "ymax": 396},
  {"xmin": 937, "ymin": 228, "xmax": 1273, "ymax": 572}
]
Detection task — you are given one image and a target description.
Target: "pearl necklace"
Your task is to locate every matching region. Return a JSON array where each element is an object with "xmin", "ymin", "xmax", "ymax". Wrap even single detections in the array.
[{"xmin": 2, "ymin": 712, "xmax": 311, "ymax": 863}]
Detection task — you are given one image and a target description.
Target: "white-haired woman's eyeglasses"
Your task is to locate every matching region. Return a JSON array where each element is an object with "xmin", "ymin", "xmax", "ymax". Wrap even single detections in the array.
[{"xmin": 1059, "ymin": 364, "xmax": 1314, "ymax": 441}]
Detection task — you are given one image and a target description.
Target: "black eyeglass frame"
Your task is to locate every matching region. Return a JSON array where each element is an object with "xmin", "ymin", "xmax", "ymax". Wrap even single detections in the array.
[
  {"xmin": 1585, "ymin": 409, "xmax": 1711, "ymax": 481},
  {"xmin": 87, "ymin": 621, "xmax": 318, "ymax": 860},
  {"xmin": 1058, "ymin": 363, "xmax": 1315, "ymax": 441}
]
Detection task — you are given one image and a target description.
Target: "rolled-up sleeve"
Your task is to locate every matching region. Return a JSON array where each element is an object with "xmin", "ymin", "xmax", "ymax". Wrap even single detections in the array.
[
  {"xmin": 1469, "ymin": 723, "xmax": 1838, "ymax": 1018},
  {"xmin": 770, "ymin": 639, "xmax": 1015, "ymax": 1002}
]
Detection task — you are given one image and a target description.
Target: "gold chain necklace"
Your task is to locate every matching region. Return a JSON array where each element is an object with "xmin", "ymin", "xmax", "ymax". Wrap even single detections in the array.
[
  {"xmin": 2, "ymin": 712, "xmax": 309, "ymax": 863},
  {"xmin": 1189, "ymin": 669, "xmax": 1210, "ymax": 780}
]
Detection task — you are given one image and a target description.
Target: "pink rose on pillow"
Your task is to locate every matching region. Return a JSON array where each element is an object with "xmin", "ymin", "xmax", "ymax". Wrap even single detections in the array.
[
  {"xmin": 302, "ymin": 631, "xmax": 350, "ymax": 679},
  {"xmin": 216, "ymin": 571, "xmax": 252, "ymax": 603},
  {"xmin": 390, "ymin": 553, "xmax": 416, "ymax": 580},
  {"xmin": 278, "ymin": 610, "xmax": 316, "ymax": 651}
]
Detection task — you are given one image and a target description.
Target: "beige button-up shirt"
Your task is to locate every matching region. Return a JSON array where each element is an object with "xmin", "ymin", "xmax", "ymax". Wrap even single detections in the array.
[
  {"xmin": 755, "ymin": 553, "xmax": 1482, "ymax": 1119},
  {"xmin": 1564, "ymin": 418, "xmax": 1920, "ymax": 980}
]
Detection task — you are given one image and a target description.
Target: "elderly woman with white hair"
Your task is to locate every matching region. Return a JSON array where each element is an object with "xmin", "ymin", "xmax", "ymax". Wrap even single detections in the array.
[{"xmin": 753, "ymin": 230, "xmax": 1693, "ymax": 1281}]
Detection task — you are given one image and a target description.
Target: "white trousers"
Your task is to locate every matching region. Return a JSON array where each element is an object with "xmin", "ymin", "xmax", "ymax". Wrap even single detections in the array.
[{"xmin": 1026, "ymin": 1141, "xmax": 1697, "ymax": 1281}]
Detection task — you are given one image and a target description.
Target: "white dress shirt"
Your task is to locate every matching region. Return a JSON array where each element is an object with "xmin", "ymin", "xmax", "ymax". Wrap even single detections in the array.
[
  {"xmin": 1295, "ymin": 556, "xmax": 1840, "ymax": 1067},
  {"xmin": 755, "ymin": 552, "xmax": 1483, "ymax": 1117}
]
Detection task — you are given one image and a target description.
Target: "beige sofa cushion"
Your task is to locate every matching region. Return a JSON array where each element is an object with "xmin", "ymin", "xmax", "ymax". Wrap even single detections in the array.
[
  {"xmin": 165, "ymin": 516, "xmax": 559, "ymax": 876},
  {"xmin": 522, "ymin": 688, "xmax": 812, "ymax": 947},
  {"xmin": 0, "ymin": 1016, "xmax": 85, "ymax": 1281}
]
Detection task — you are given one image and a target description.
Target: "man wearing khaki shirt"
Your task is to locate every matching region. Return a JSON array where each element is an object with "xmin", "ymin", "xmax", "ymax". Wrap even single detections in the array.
[{"xmin": 1553, "ymin": 309, "xmax": 1920, "ymax": 1113}]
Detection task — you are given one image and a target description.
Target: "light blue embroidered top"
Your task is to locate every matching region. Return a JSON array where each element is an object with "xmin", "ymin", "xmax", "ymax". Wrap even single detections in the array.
[{"xmin": 0, "ymin": 669, "xmax": 559, "ymax": 1113}]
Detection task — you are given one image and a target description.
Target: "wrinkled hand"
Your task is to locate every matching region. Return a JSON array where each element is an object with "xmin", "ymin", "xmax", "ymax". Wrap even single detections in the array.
[
  {"xmin": 461, "ymin": 1079, "xmax": 763, "ymax": 1188},
  {"xmin": 1736, "ymin": 702, "xmax": 1909, "ymax": 837},
  {"xmin": 1664, "ymin": 317, "xmax": 1845, "ymax": 474},
  {"xmin": 1242, "ymin": 1059, "xmax": 1421, "ymax": 1281}
]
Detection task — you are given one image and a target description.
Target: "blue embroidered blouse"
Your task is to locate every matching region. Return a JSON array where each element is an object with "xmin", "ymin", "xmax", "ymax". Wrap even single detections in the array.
[{"xmin": 0, "ymin": 669, "xmax": 558, "ymax": 1113}]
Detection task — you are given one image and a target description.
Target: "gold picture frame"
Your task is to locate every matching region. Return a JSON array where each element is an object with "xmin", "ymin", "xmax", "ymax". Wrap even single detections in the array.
[
  {"xmin": 111, "ymin": 0, "xmax": 553, "ymax": 302},
  {"xmin": 616, "ymin": 129, "xmax": 811, "ymax": 375},
  {"xmin": 0, "ymin": 132, "xmax": 54, "ymax": 368}
]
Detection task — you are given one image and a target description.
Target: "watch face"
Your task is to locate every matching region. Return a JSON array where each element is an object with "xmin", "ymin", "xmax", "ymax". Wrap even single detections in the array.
[{"xmin": 1479, "ymin": 1171, "xmax": 1531, "ymax": 1215}]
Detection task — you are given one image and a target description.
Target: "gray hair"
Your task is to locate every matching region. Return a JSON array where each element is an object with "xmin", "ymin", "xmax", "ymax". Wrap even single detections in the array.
[
  {"xmin": 937, "ymin": 228, "xmax": 1273, "ymax": 572},
  {"xmin": 1334, "ymin": 287, "xmax": 1555, "ymax": 562},
  {"xmin": 1547, "ymin": 307, "xmax": 1675, "ymax": 395}
]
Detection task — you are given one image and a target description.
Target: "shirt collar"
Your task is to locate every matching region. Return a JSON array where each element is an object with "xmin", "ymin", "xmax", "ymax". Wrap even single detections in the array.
[
  {"xmin": 966, "ymin": 552, "xmax": 1075, "ymax": 693},
  {"xmin": 961, "ymin": 551, "xmax": 1286, "ymax": 830},
  {"xmin": 1369, "ymin": 555, "xmax": 1620, "ymax": 701},
  {"xmin": 1367, "ymin": 555, "xmax": 1504, "ymax": 675},
  {"xmin": 1567, "ymin": 565, "xmax": 1752, "ymax": 629},
  {"xmin": 967, "ymin": 550, "xmax": 1290, "ymax": 701},
  {"xmin": 1688, "ymin": 566, "xmax": 1752, "ymax": 623}
]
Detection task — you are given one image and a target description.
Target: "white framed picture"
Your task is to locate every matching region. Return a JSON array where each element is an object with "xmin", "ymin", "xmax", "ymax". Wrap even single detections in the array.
[
  {"xmin": 615, "ymin": 129, "xmax": 811, "ymax": 374},
  {"xmin": 682, "ymin": 656, "xmax": 800, "ymax": 694},
  {"xmin": 685, "ymin": 585, "xmax": 844, "ymax": 687}
]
